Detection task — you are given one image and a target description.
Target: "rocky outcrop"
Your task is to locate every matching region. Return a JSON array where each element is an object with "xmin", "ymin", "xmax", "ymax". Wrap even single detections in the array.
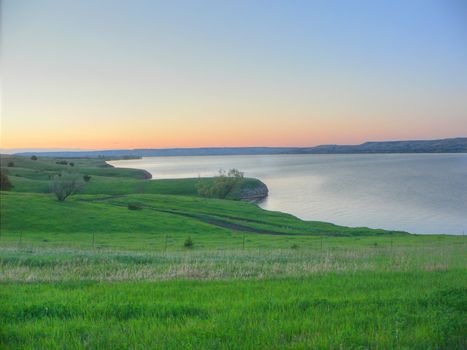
[{"xmin": 239, "ymin": 181, "xmax": 269, "ymax": 201}]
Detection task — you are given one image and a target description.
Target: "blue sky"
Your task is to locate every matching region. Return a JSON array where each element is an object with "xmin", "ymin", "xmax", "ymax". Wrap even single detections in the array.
[{"xmin": 2, "ymin": 0, "xmax": 466, "ymax": 149}]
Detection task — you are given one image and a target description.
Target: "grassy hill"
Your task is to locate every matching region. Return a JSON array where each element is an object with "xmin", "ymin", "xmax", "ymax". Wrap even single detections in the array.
[
  {"xmin": 0, "ymin": 154, "xmax": 405, "ymax": 244},
  {"xmin": 0, "ymin": 154, "xmax": 465, "ymax": 349}
]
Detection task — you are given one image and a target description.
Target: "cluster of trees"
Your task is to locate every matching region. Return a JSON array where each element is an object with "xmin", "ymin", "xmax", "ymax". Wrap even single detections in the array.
[{"xmin": 196, "ymin": 169, "xmax": 244, "ymax": 199}]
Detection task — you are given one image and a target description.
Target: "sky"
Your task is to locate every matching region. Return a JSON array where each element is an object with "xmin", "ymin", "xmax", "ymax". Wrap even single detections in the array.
[{"xmin": 1, "ymin": 0, "xmax": 467, "ymax": 150}]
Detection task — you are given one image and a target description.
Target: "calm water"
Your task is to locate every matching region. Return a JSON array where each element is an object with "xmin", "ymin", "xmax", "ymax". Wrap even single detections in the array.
[{"xmin": 110, "ymin": 154, "xmax": 467, "ymax": 234}]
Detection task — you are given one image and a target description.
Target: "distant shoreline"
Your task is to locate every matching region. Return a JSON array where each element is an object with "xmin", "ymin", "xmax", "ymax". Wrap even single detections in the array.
[{"xmin": 6, "ymin": 137, "xmax": 467, "ymax": 158}]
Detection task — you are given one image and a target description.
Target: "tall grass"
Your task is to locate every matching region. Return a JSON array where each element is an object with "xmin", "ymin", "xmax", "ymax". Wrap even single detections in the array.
[{"xmin": 1, "ymin": 241, "xmax": 464, "ymax": 282}]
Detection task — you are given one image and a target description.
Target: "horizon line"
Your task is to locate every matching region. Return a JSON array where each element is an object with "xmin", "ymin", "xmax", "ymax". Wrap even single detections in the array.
[{"xmin": 1, "ymin": 136, "xmax": 466, "ymax": 155}]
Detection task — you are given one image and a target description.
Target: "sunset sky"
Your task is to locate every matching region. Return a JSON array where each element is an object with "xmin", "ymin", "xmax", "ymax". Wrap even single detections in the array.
[{"xmin": 1, "ymin": 0, "xmax": 466, "ymax": 150}]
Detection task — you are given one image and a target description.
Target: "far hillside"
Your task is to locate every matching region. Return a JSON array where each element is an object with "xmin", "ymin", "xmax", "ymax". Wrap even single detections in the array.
[{"xmin": 8, "ymin": 137, "xmax": 467, "ymax": 158}]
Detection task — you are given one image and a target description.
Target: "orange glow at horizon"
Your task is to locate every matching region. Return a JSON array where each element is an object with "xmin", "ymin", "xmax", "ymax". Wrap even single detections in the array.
[{"xmin": 1, "ymin": 113, "xmax": 463, "ymax": 150}]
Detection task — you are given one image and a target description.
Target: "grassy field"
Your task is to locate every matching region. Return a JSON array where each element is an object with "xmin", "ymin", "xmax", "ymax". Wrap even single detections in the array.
[
  {"xmin": 1, "ymin": 270, "xmax": 465, "ymax": 349},
  {"xmin": 0, "ymin": 155, "xmax": 465, "ymax": 349}
]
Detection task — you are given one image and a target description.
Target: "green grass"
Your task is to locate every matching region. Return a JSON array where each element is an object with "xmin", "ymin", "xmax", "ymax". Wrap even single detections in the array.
[
  {"xmin": 0, "ymin": 155, "xmax": 466, "ymax": 349},
  {"xmin": 1, "ymin": 271, "xmax": 465, "ymax": 349},
  {"xmin": 0, "ymin": 192, "xmax": 406, "ymax": 250}
]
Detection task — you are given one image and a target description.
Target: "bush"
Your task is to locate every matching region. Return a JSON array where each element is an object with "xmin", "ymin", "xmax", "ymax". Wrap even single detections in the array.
[
  {"xmin": 291, "ymin": 243, "xmax": 299, "ymax": 250},
  {"xmin": 83, "ymin": 175, "xmax": 91, "ymax": 182},
  {"xmin": 7, "ymin": 161, "xmax": 14, "ymax": 167},
  {"xmin": 196, "ymin": 168, "xmax": 244, "ymax": 199},
  {"xmin": 0, "ymin": 170, "xmax": 13, "ymax": 191},
  {"xmin": 184, "ymin": 236, "xmax": 194, "ymax": 249},
  {"xmin": 128, "ymin": 202, "xmax": 143, "ymax": 210},
  {"xmin": 69, "ymin": 162, "xmax": 74, "ymax": 167},
  {"xmin": 56, "ymin": 161, "xmax": 68, "ymax": 165},
  {"xmin": 30, "ymin": 155, "xmax": 38, "ymax": 160}
]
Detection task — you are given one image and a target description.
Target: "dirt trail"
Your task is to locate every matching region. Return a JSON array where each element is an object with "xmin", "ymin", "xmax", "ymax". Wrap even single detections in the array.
[{"xmin": 79, "ymin": 196, "xmax": 307, "ymax": 236}]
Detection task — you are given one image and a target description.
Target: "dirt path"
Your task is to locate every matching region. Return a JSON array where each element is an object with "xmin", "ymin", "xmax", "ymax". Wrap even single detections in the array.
[{"xmin": 79, "ymin": 196, "xmax": 307, "ymax": 236}]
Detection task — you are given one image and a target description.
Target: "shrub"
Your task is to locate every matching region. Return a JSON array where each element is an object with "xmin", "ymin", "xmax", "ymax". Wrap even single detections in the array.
[
  {"xmin": 7, "ymin": 161, "xmax": 14, "ymax": 167},
  {"xmin": 30, "ymin": 155, "xmax": 38, "ymax": 160},
  {"xmin": 56, "ymin": 160, "xmax": 68, "ymax": 165},
  {"xmin": 184, "ymin": 236, "xmax": 194, "ymax": 249},
  {"xmin": 69, "ymin": 162, "xmax": 74, "ymax": 167},
  {"xmin": 128, "ymin": 202, "xmax": 143, "ymax": 210},
  {"xmin": 83, "ymin": 175, "xmax": 91, "ymax": 182},
  {"xmin": 0, "ymin": 170, "xmax": 13, "ymax": 191},
  {"xmin": 50, "ymin": 172, "xmax": 84, "ymax": 201},
  {"xmin": 196, "ymin": 168, "xmax": 244, "ymax": 199},
  {"xmin": 291, "ymin": 243, "xmax": 299, "ymax": 250}
]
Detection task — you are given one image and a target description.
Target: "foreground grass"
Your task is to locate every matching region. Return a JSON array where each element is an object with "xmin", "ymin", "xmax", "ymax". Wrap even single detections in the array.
[
  {"xmin": 1, "ymin": 271, "xmax": 465, "ymax": 349},
  {"xmin": 0, "ymin": 239, "xmax": 465, "ymax": 348}
]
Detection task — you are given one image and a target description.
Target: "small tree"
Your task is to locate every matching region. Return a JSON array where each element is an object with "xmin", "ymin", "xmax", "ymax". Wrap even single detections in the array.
[
  {"xmin": 196, "ymin": 168, "xmax": 244, "ymax": 199},
  {"xmin": 31, "ymin": 155, "xmax": 38, "ymax": 160},
  {"xmin": 50, "ymin": 172, "xmax": 84, "ymax": 201},
  {"xmin": 83, "ymin": 175, "xmax": 91, "ymax": 182},
  {"xmin": 69, "ymin": 162, "xmax": 75, "ymax": 167},
  {"xmin": 0, "ymin": 170, "xmax": 13, "ymax": 191},
  {"xmin": 7, "ymin": 161, "xmax": 14, "ymax": 167}
]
